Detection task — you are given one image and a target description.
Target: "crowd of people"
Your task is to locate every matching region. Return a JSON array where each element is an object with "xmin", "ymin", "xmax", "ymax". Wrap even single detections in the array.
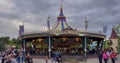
[
  {"xmin": 97, "ymin": 48, "xmax": 117, "ymax": 63},
  {"xmin": 0, "ymin": 46, "xmax": 118, "ymax": 63},
  {"xmin": 0, "ymin": 47, "xmax": 33, "ymax": 63}
]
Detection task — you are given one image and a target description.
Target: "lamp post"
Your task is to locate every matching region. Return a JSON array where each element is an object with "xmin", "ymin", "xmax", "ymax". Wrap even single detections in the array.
[
  {"xmin": 19, "ymin": 24, "xmax": 26, "ymax": 61},
  {"xmin": 47, "ymin": 16, "xmax": 51, "ymax": 58},
  {"xmin": 22, "ymin": 37, "xmax": 26, "ymax": 61},
  {"xmin": 84, "ymin": 17, "xmax": 88, "ymax": 61},
  {"xmin": 84, "ymin": 33, "xmax": 87, "ymax": 61}
]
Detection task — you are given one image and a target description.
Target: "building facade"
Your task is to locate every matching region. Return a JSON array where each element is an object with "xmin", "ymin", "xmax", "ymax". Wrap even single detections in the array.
[{"xmin": 110, "ymin": 24, "xmax": 120, "ymax": 53}]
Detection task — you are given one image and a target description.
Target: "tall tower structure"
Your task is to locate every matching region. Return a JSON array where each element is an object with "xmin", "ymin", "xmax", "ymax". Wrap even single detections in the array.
[
  {"xmin": 52, "ymin": 4, "xmax": 71, "ymax": 31},
  {"xmin": 109, "ymin": 28, "xmax": 118, "ymax": 53}
]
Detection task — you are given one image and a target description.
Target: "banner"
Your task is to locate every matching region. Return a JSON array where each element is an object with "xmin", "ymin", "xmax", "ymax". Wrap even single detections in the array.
[
  {"xmin": 85, "ymin": 17, "xmax": 89, "ymax": 30},
  {"xmin": 47, "ymin": 17, "xmax": 50, "ymax": 31},
  {"xmin": 19, "ymin": 25, "xmax": 24, "ymax": 36},
  {"xmin": 103, "ymin": 26, "xmax": 107, "ymax": 34}
]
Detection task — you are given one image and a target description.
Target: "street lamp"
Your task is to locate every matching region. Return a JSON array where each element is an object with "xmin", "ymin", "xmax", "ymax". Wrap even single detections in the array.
[
  {"xmin": 84, "ymin": 17, "xmax": 89, "ymax": 61},
  {"xmin": 47, "ymin": 16, "xmax": 51, "ymax": 58},
  {"xmin": 84, "ymin": 33, "xmax": 87, "ymax": 61},
  {"xmin": 19, "ymin": 24, "xmax": 26, "ymax": 61}
]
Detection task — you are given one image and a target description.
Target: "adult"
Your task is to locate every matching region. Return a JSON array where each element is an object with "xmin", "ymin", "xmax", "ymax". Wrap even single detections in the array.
[
  {"xmin": 97, "ymin": 50, "xmax": 103, "ymax": 63},
  {"xmin": 3, "ymin": 55, "xmax": 12, "ymax": 63},
  {"xmin": 51, "ymin": 50, "xmax": 62, "ymax": 63},
  {"xmin": 16, "ymin": 52, "xmax": 24, "ymax": 63},
  {"xmin": 25, "ymin": 53, "xmax": 33, "ymax": 63},
  {"xmin": 11, "ymin": 54, "xmax": 17, "ymax": 63},
  {"xmin": 110, "ymin": 51, "xmax": 117, "ymax": 63},
  {"xmin": 1, "ymin": 51, "xmax": 6, "ymax": 63},
  {"xmin": 55, "ymin": 51, "xmax": 62, "ymax": 63}
]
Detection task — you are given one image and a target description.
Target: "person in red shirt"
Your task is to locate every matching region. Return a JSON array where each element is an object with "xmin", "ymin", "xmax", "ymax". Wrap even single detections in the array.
[{"xmin": 110, "ymin": 51, "xmax": 117, "ymax": 63}]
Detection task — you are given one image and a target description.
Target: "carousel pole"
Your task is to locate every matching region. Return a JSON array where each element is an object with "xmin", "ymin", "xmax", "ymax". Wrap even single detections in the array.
[{"xmin": 47, "ymin": 16, "xmax": 51, "ymax": 59}]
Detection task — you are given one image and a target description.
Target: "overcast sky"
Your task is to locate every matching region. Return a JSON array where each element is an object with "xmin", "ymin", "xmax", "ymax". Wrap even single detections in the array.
[{"xmin": 0, "ymin": 0, "xmax": 120, "ymax": 39}]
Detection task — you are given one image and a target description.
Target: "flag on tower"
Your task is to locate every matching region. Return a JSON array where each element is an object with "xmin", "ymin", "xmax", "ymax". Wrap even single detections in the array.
[
  {"xmin": 19, "ymin": 25, "xmax": 24, "ymax": 36},
  {"xmin": 103, "ymin": 26, "xmax": 107, "ymax": 34},
  {"xmin": 47, "ymin": 16, "xmax": 50, "ymax": 31},
  {"xmin": 85, "ymin": 17, "xmax": 89, "ymax": 30}
]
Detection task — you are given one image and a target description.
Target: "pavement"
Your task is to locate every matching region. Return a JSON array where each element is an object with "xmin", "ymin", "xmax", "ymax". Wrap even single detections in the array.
[
  {"xmin": 0, "ymin": 55, "xmax": 119, "ymax": 63},
  {"xmin": 32, "ymin": 54, "xmax": 120, "ymax": 63}
]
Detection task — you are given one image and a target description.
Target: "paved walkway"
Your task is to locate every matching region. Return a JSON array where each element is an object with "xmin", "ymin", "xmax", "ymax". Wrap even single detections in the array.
[
  {"xmin": 33, "ymin": 54, "xmax": 120, "ymax": 63},
  {"xmin": 0, "ymin": 55, "xmax": 119, "ymax": 63}
]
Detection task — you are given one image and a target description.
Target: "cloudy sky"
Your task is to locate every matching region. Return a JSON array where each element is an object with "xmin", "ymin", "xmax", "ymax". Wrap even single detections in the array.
[{"xmin": 0, "ymin": 0, "xmax": 120, "ymax": 39}]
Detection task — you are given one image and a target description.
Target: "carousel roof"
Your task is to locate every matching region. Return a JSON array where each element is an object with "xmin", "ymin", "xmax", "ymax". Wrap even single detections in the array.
[
  {"xmin": 22, "ymin": 29, "xmax": 105, "ymax": 39},
  {"xmin": 19, "ymin": 4, "xmax": 105, "ymax": 39}
]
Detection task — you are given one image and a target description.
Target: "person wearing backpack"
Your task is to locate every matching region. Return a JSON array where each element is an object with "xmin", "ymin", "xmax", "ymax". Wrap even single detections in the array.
[{"xmin": 102, "ymin": 51, "xmax": 109, "ymax": 63}]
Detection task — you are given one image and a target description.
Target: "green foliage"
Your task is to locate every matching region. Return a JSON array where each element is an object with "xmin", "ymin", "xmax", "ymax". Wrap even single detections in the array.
[
  {"xmin": 0, "ymin": 37, "xmax": 9, "ymax": 50},
  {"xmin": 103, "ymin": 40, "xmax": 110, "ymax": 49},
  {"xmin": 0, "ymin": 37, "xmax": 20, "ymax": 50},
  {"xmin": 118, "ymin": 36, "xmax": 120, "ymax": 54}
]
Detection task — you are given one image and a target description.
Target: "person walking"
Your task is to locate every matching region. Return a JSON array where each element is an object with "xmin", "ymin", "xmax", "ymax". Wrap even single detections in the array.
[
  {"xmin": 97, "ymin": 50, "xmax": 103, "ymax": 63},
  {"xmin": 3, "ymin": 55, "xmax": 12, "ymax": 63},
  {"xmin": 110, "ymin": 51, "xmax": 117, "ymax": 63},
  {"xmin": 16, "ymin": 52, "xmax": 24, "ymax": 63},
  {"xmin": 51, "ymin": 50, "xmax": 62, "ymax": 63},
  {"xmin": 55, "ymin": 51, "xmax": 62, "ymax": 63},
  {"xmin": 45, "ymin": 56, "xmax": 48, "ymax": 63},
  {"xmin": 25, "ymin": 53, "xmax": 33, "ymax": 63},
  {"xmin": 10, "ymin": 54, "xmax": 17, "ymax": 63},
  {"xmin": 102, "ymin": 51, "xmax": 109, "ymax": 63}
]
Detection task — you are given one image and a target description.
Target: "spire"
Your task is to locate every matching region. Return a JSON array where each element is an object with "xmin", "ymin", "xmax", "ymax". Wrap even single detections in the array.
[
  {"xmin": 110, "ymin": 28, "xmax": 118, "ymax": 39},
  {"xmin": 59, "ymin": 4, "xmax": 64, "ymax": 16},
  {"xmin": 52, "ymin": 0, "xmax": 71, "ymax": 31}
]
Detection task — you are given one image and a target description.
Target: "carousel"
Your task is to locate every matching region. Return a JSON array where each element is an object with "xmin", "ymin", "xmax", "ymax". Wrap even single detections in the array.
[{"xmin": 19, "ymin": 5, "xmax": 106, "ymax": 56}]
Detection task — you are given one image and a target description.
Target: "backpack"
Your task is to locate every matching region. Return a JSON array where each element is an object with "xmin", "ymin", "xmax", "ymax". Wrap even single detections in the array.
[{"xmin": 103, "ymin": 53, "xmax": 108, "ymax": 59}]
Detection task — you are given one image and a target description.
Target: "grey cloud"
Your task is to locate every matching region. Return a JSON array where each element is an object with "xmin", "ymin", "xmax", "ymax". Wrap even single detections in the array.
[{"xmin": 0, "ymin": 0, "xmax": 120, "ymax": 38}]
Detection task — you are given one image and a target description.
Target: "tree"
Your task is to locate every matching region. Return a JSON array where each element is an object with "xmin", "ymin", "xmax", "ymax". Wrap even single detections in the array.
[
  {"xmin": 0, "ymin": 37, "xmax": 20, "ymax": 50},
  {"xmin": 103, "ymin": 40, "xmax": 110, "ymax": 49},
  {"xmin": 0, "ymin": 37, "xmax": 10, "ymax": 50}
]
